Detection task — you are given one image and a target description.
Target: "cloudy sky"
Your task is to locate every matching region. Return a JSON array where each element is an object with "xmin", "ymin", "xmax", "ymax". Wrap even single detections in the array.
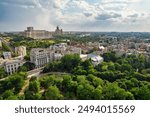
[{"xmin": 0, "ymin": 0, "xmax": 150, "ymax": 32}]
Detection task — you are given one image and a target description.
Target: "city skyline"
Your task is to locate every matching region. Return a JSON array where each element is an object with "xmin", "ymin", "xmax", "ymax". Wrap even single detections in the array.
[{"xmin": 0, "ymin": 0, "xmax": 150, "ymax": 32}]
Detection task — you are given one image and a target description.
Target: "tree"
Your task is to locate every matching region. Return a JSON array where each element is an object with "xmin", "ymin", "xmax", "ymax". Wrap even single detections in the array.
[
  {"xmin": 81, "ymin": 59, "xmax": 93, "ymax": 70},
  {"xmin": 25, "ymin": 80, "xmax": 41, "ymax": 100},
  {"xmin": 28, "ymin": 81, "xmax": 40, "ymax": 93},
  {"xmin": 45, "ymin": 86, "xmax": 63, "ymax": 100},
  {"xmin": 73, "ymin": 66, "xmax": 87, "ymax": 75},
  {"xmin": 3, "ymin": 73, "xmax": 26, "ymax": 93},
  {"xmin": 77, "ymin": 84, "xmax": 95, "ymax": 100},
  {"xmin": 102, "ymin": 83, "xmax": 134, "ymax": 100},
  {"xmin": 97, "ymin": 71, "xmax": 115, "ymax": 82},
  {"xmin": 121, "ymin": 64, "xmax": 134, "ymax": 73},
  {"xmin": 2, "ymin": 90, "xmax": 18, "ymax": 100},
  {"xmin": 107, "ymin": 62, "xmax": 115, "ymax": 71},
  {"xmin": 18, "ymin": 66, "xmax": 28, "ymax": 72},
  {"xmin": 60, "ymin": 54, "xmax": 81, "ymax": 72},
  {"xmin": 43, "ymin": 61, "xmax": 61, "ymax": 73},
  {"xmin": 93, "ymin": 86, "xmax": 103, "ymax": 99},
  {"xmin": 136, "ymin": 84, "xmax": 150, "ymax": 100},
  {"xmin": 25, "ymin": 91, "xmax": 41, "ymax": 100},
  {"xmin": 19, "ymin": 62, "xmax": 35, "ymax": 72},
  {"xmin": 0, "ymin": 67, "xmax": 7, "ymax": 79},
  {"xmin": 40, "ymin": 76, "xmax": 55, "ymax": 89},
  {"xmin": 61, "ymin": 75, "xmax": 72, "ymax": 92},
  {"xmin": 141, "ymin": 68, "xmax": 150, "ymax": 74},
  {"xmin": 102, "ymin": 52, "xmax": 118, "ymax": 62}
]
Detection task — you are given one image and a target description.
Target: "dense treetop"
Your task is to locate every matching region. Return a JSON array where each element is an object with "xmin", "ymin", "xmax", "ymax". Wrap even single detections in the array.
[{"xmin": 0, "ymin": 52, "xmax": 150, "ymax": 100}]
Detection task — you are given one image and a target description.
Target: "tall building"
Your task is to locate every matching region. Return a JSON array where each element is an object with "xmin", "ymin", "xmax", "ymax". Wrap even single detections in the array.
[
  {"xmin": 30, "ymin": 48, "xmax": 50, "ymax": 68},
  {"xmin": 15, "ymin": 46, "xmax": 27, "ymax": 57},
  {"xmin": 22, "ymin": 27, "xmax": 53, "ymax": 39}
]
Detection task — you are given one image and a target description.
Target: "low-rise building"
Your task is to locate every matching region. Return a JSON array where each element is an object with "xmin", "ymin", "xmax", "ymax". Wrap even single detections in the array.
[
  {"xmin": 65, "ymin": 46, "xmax": 81, "ymax": 55},
  {"xmin": 4, "ymin": 60, "xmax": 23, "ymax": 75},
  {"xmin": 3, "ymin": 52, "xmax": 11, "ymax": 59},
  {"xmin": 88, "ymin": 54, "xmax": 104, "ymax": 66},
  {"xmin": 80, "ymin": 53, "xmax": 104, "ymax": 66},
  {"xmin": 15, "ymin": 46, "xmax": 27, "ymax": 57}
]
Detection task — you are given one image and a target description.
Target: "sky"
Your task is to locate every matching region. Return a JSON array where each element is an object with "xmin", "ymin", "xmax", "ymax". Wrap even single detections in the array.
[{"xmin": 0, "ymin": 0, "xmax": 150, "ymax": 32}]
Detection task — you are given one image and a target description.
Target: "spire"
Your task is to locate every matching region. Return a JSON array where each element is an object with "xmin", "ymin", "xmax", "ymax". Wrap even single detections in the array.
[{"xmin": 56, "ymin": 26, "xmax": 59, "ymax": 30}]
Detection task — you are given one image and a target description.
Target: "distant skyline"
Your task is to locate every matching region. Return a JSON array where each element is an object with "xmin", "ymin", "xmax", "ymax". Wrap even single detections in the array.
[{"xmin": 0, "ymin": 0, "xmax": 150, "ymax": 32}]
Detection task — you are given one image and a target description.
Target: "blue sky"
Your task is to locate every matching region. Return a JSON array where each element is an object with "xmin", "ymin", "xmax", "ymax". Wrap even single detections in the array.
[{"xmin": 0, "ymin": 0, "xmax": 150, "ymax": 32}]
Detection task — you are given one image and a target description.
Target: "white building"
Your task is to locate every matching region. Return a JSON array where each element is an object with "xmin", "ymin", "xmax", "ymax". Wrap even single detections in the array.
[
  {"xmin": 3, "ymin": 52, "xmax": 11, "ymax": 59},
  {"xmin": 88, "ymin": 54, "xmax": 104, "ymax": 66},
  {"xmin": 50, "ymin": 43, "xmax": 67, "ymax": 54},
  {"xmin": 30, "ymin": 48, "xmax": 50, "ymax": 68},
  {"xmin": 15, "ymin": 46, "xmax": 26, "ymax": 57},
  {"xmin": 30, "ymin": 43, "xmax": 82, "ymax": 68},
  {"xmin": 54, "ymin": 53, "xmax": 63, "ymax": 61},
  {"xmin": 80, "ymin": 53, "xmax": 104, "ymax": 66},
  {"xmin": 4, "ymin": 60, "xmax": 23, "ymax": 75}
]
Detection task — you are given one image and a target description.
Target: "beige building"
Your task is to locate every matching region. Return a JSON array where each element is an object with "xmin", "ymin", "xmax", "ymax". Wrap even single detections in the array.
[
  {"xmin": 0, "ymin": 58, "xmax": 5, "ymax": 67},
  {"xmin": 15, "ymin": 46, "xmax": 27, "ymax": 57},
  {"xmin": 22, "ymin": 27, "xmax": 53, "ymax": 39},
  {"xmin": 21, "ymin": 26, "xmax": 63, "ymax": 39},
  {"xmin": 65, "ymin": 46, "xmax": 82, "ymax": 55}
]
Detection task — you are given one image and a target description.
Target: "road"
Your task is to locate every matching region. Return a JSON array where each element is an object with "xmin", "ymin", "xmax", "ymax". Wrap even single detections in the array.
[
  {"xmin": 0, "ymin": 66, "xmax": 69, "ymax": 81},
  {"xmin": 0, "ymin": 67, "xmax": 43, "ymax": 81},
  {"xmin": 27, "ymin": 67, "xmax": 69, "ymax": 78},
  {"xmin": 27, "ymin": 67, "xmax": 44, "ymax": 78}
]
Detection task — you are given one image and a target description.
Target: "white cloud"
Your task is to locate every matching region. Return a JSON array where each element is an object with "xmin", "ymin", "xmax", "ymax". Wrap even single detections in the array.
[{"xmin": 0, "ymin": 0, "xmax": 150, "ymax": 31}]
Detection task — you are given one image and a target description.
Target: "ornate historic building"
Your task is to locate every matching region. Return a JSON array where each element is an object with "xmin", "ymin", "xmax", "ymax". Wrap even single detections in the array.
[
  {"xmin": 21, "ymin": 26, "xmax": 63, "ymax": 39},
  {"xmin": 22, "ymin": 27, "xmax": 53, "ymax": 39}
]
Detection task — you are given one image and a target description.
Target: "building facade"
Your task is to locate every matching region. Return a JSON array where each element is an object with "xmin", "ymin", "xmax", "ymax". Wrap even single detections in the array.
[
  {"xmin": 22, "ymin": 27, "xmax": 53, "ymax": 39},
  {"xmin": 15, "ymin": 46, "xmax": 27, "ymax": 57},
  {"xmin": 21, "ymin": 26, "xmax": 63, "ymax": 39},
  {"xmin": 30, "ymin": 48, "xmax": 50, "ymax": 68},
  {"xmin": 30, "ymin": 43, "xmax": 81, "ymax": 68},
  {"xmin": 4, "ymin": 60, "xmax": 23, "ymax": 75},
  {"xmin": 3, "ymin": 52, "xmax": 11, "ymax": 59}
]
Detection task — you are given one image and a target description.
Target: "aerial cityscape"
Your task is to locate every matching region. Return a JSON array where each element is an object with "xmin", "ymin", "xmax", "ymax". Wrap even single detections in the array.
[{"xmin": 0, "ymin": 0, "xmax": 150, "ymax": 100}]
